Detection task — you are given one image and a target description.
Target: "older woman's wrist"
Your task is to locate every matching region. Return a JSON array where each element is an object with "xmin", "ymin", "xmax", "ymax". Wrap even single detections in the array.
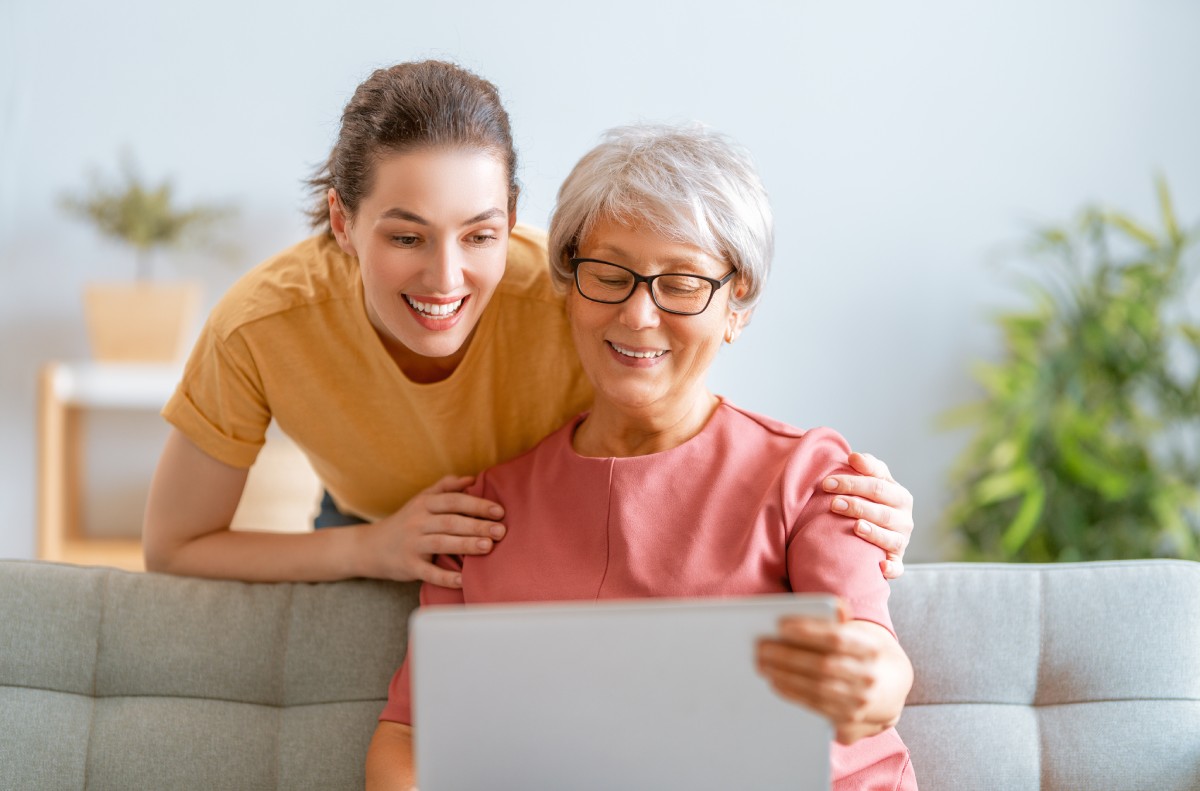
[{"xmin": 848, "ymin": 621, "xmax": 912, "ymax": 727}]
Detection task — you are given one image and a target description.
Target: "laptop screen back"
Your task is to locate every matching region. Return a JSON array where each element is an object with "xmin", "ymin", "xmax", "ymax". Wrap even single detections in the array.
[{"xmin": 411, "ymin": 594, "xmax": 836, "ymax": 791}]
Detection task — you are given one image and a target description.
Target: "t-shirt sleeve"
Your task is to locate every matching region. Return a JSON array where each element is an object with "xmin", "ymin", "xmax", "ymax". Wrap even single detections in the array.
[
  {"xmin": 784, "ymin": 428, "xmax": 895, "ymax": 638},
  {"xmin": 161, "ymin": 317, "xmax": 271, "ymax": 469}
]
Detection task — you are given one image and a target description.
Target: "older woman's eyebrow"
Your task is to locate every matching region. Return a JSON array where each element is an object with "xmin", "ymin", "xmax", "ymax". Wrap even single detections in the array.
[
  {"xmin": 588, "ymin": 244, "xmax": 710, "ymax": 271},
  {"xmin": 379, "ymin": 207, "xmax": 507, "ymax": 225}
]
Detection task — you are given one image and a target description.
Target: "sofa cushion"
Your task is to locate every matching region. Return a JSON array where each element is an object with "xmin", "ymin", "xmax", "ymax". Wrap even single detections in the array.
[{"xmin": 891, "ymin": 560, "xmax": 1200, "ymax": 791}]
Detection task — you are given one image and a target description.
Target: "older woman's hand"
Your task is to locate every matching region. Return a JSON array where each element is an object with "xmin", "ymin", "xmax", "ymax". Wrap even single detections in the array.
[
  {"xmin": 755, "ymin": 605, "xmax": 913, "ymax": 745},
  {"xmin": 822, "ymin": 453, "xmax": 914, "ymax": 579}
]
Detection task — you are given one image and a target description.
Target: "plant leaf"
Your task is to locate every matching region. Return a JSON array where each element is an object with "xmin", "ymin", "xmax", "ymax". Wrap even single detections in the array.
[
  {"xmin": 1104, "ymin": 211, "xmax": 1159, "ymax": 250},
  {"xmin": 1001, "ymin": 480, "xmax": 1046, "ymax": 555},
  {"xmin": 1157, "ymin": 175, "xmax": 1181, "ymax": 246},
  {"xmin": 973, "ymin": 466, "xmax": 1036, "ymax": 506}
]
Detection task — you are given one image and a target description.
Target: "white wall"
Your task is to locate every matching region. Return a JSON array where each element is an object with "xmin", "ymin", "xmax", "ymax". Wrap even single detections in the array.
[{"xmin": 3, "ymin": 0, "xmax": 1199, "ymax": 562}]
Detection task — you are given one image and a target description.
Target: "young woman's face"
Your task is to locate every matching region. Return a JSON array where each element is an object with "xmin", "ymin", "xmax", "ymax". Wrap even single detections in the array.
[{"xmin": 330, "ymin": 148, "xmax": 513, "ymax": 372}]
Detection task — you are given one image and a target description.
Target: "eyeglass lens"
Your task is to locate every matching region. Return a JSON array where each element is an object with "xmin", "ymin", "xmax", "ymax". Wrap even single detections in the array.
[{"xmin": 576, "ymin": 260, "xmax": 714, "ymax": 314}]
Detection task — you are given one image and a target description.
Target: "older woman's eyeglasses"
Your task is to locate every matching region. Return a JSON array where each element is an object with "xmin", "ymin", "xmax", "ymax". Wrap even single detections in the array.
[{"xmin": 570, "ymin": 258, "xmax": 737, "ymax": 316}]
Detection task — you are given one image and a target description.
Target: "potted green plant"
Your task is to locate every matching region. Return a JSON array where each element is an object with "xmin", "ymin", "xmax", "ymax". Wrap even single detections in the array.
[
  {"xmin": 61, "ymin": 154, "xmax": 235, "ymax": 362},
  {"xmin": 943, "ymin": 180, "xmax": 1200, "ymax": 562}
]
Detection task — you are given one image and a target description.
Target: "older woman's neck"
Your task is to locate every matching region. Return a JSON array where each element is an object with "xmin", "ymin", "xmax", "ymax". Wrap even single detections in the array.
[{"xmin": 572, "ymin": 392, "xmax": 721, "ymax": 458}]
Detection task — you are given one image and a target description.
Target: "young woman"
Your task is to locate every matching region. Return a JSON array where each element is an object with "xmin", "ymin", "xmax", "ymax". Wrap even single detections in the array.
[{"xmin": 143, "ymin": 61, "xmax": 915, "ymax": 587}]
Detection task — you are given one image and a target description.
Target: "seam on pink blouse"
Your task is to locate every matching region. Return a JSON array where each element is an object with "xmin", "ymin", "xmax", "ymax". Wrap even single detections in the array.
[
  {"xmin": 593, "ymin": 458, "xmax": 615, "ymax": 599},
  {"xmin": 891, "ymin": 749, "xmax": 914, "ymax": 791}
]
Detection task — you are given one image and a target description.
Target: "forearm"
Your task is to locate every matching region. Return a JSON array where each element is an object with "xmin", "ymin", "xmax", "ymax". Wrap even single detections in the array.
[
  {"xmin": 144, "ymin": 428, "xmax": 370, "ymax": 582},
  {"xmin": 144, "ymin": 431, "xmax": 499, "ymax": 585},
  {"xmin": 144, "ymin": 524, "xmax": 364, "ymax": 582},
  {"xmin": 366, "ymin": 722, "xmax": 417, "ymax": 791}
]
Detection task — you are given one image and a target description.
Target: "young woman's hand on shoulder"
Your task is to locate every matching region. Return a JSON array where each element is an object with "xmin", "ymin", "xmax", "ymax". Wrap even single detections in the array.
[
  {"xmin": 823, "ymin": 452, "xmax": 915, "ymax": 579},
  {"xmin": 353, "ymin": 474, "xmax": 507, "ymax": 588}
]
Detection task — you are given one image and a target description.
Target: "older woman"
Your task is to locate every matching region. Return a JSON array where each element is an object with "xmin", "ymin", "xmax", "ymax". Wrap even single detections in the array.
[{"xmin": 367, "ymin": 123, "xmax": 917, "ymax": 790}]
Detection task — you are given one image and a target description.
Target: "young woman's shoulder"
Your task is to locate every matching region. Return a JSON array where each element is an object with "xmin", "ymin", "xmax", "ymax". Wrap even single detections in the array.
[
  {"xmin": 496, "ymin": 225, "xmax": 561, "ymax": 304},
  {"xmin": 205, "ymin": 234, "xmax": 358, "ymax": 341}
]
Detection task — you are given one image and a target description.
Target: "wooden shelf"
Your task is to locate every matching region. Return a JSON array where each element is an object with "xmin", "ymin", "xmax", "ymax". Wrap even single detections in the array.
[
  {"xmin": 36, "ymin": 360, "xmax": 321, "ymax": 571},
  {"xmin": 37, "ymin": 361, "xmax": 180, "ymax": 571}
]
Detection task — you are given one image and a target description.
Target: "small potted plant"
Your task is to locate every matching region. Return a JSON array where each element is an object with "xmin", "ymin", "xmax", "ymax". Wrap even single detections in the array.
[{"xmin": 61, "ymin": 154, "xmax": 235, "ymax": 362}]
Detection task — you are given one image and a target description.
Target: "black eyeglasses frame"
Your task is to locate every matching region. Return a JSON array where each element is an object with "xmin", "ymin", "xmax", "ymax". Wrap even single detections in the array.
[{"xmin": 568, "ymin": 257, "xmax": 737, "ymax": 316}]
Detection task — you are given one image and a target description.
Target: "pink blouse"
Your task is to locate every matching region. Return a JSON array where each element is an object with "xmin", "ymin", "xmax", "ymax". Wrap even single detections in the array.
[{"xmin": 382, "ymin": 400, "xmax": 915, "ymax": 789}]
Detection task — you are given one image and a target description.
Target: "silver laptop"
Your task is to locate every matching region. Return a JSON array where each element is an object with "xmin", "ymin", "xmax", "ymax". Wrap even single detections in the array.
[{"xmin": 410, "ymin": 594, "xmax": 836, "ymax": 791}]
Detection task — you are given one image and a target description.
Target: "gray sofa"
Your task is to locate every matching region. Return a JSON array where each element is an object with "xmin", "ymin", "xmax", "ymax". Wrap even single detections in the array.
[{"xmin": 2, "ymin": 558, "xmax": 1198, "ymax": 790}]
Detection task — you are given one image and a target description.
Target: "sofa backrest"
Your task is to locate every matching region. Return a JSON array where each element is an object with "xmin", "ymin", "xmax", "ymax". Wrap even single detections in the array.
[
  {"xmin": 0, "ymin": 560, "xmax": 416, "ymax": 790},
  {"xmin": 2, "ymin": 559, "xmax": 1198, "ymax": 790},
  {"xmin": 891, "ymin": 560, "xmax": 1200, "ymax": 791}
]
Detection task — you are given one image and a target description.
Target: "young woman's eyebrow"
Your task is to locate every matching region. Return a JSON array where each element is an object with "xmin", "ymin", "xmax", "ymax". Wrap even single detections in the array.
[
  {"xmin": 380, "ymin": 208, "xmax": 428, "ymax": 224},
  {"xmin": 379, "ymin": 207, "xmax": 506, "ymax": 225},
  {"xmin": 463, "ymin": 208, "xmax": 506, "ymax": 225}
]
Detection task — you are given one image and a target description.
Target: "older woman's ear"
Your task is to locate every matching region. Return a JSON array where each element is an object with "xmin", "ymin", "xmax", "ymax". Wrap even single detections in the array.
[
  {"xmin": 725, "ymin": 308, "xmax": 752, "ymax": 344},
  {"xmin": 724, "ymin": 278, "xmax": 753, "ymax": 344}
]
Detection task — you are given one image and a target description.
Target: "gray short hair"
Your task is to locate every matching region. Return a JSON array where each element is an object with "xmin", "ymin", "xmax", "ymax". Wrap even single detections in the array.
[{"xmin": 547, "ymin": 122, "xmax": 774, "ymax": 312}]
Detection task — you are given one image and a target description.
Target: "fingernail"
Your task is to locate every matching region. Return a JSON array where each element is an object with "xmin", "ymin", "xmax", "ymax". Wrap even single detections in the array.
[
  {"xmin": 489, "ymin": 506, "xmax": 504, "ymax": 518},
  {"xmin": 490, "ymin": 524, "xmax": 506, "ymax": 539},
  {"xmin": 832, "ymin": 497, "xmax": 848, "ymax": 512},
  {"xmin": 823, "ymin": 477, "xmax": 838, "ymax": 491},
  {"xmin": 855, "ymin": 520, "xmax": 872, "ymax": 537},
  {"xmin": 453, "ymin": 574, "xmax": 463, "ymax": 587},
  {"xmin": 476, "ymin": 538, "xmax": 492, "ymax": 551}
]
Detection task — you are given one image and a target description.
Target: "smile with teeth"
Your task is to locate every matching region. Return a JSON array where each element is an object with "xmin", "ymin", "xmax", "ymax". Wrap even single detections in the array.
[
  {"xmin": 609, "ymin": 341, "xmax": 667, "ymax": 359},
  {"xmin": 404, "ymin": 295, "xmax": 465, "ymax": 319}
]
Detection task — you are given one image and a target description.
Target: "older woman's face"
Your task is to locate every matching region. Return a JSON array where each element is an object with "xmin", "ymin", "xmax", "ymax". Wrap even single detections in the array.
[{"xmin": 567, "ymin": 216, "xmax": 747, "ymax": 418}]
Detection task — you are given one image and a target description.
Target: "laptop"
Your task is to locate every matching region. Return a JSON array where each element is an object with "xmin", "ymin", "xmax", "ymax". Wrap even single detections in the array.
[{"xmin": 410, "ymin": 594, "xmax": 837, "ymax": 791}]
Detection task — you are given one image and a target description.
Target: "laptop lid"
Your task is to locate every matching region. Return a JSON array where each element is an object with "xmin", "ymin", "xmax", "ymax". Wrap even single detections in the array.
[{"xmin": 411, "ymin": 594, "xmax": 836, "ymax": 791}]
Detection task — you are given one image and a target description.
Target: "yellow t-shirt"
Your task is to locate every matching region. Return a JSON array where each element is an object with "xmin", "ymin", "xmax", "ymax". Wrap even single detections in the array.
[{"xmin": 163, "ymin": 225, "xmax": 593, "ymax": 521}]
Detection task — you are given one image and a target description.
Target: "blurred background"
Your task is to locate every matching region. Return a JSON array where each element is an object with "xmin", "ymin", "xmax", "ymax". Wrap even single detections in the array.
[{"xmin": 2, "ymin": 0, "xmax": 1198, "ymax": 565}]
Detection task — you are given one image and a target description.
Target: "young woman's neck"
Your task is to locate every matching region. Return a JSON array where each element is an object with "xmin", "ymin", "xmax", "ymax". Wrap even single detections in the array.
[
  {"xmin": 572, "ymin": 390, "xmax": 720, "ymax": 458},
  {"xmin": 380, "ymin": 330, "xmax": 474, "ymax": 384}
]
